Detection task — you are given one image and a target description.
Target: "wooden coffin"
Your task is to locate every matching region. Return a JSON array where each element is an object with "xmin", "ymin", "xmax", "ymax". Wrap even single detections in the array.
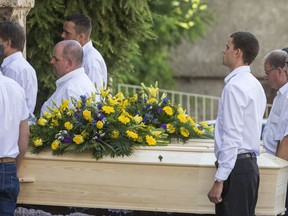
[{"xmin": 17, "ymin": 140, "xmax": 288, "ymax": 216}]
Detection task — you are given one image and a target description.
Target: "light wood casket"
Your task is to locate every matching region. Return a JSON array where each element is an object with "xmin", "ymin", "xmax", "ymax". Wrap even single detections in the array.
[{"xmin": 18, "ymin": 140, "xmax": 288, "ymax": 216}]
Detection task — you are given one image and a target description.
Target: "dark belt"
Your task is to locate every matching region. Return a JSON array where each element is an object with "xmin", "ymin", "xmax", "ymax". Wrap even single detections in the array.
[
  {"xmin": 0, "ymin": 157, "xmax": 16, "ymax": 163},
  {"xmin": 215, "ymin": 152, "xmax": 256, "ymax": 168},
  {"xmin": 237, "ymin": 152, "xmax": 256, "ymax": 159}
]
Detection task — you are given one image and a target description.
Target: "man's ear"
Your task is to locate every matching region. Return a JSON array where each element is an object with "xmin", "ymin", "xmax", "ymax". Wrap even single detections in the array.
[
  {"xmin": 67, "ymin": 58, "xmax": 73, "ymax": 67},
  {"xmin": 77, "ymin": 33, "xmax": 86, "ymax": 45},
  {"xmin": 235, "ymin": 48, "xmax": 243, "ymax": 59}
]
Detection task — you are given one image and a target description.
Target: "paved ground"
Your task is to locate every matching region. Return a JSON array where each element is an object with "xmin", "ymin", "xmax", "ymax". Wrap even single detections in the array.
[{"xmin": 15, "ymin": 205, "xmax": 213, "ymax": 216}]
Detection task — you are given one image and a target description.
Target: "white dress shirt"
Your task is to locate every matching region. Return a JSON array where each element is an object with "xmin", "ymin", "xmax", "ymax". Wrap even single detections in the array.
[
  {"xmin": 1, "ymin": 52, "xmax": 38, "ymax": 115},
  {"xmin": 214, "ymin": 66, "xmax": 266, "ymax": 181},
  {"xmin": 83, "ymin": 41, "xmax": 107, "ymax": 91},
  {"xmin": 0, "ymin": 74, "xmax": 29, "ymax": 158},
  {"xmin": 263, "ymin": 82, "xmax": 288, "ymax": 154},
  {"xmin": 41, "ymin": 67, "xmax": 97, "ymax": 115}
]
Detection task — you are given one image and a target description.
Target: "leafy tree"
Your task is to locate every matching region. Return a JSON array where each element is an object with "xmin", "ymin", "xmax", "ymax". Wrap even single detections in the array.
[
  {"xmin": 118, "ymin": 0, "xmax": 212, "ymax": 89},
  {"xmin": 26, "ymin": 0, "xmax": 211, "ymax": 114}
]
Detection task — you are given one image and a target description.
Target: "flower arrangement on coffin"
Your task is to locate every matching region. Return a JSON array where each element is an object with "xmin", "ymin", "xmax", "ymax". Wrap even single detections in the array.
[{"xmin": 30, "ymin": 82, "xmax": 214, "ymax": 159}]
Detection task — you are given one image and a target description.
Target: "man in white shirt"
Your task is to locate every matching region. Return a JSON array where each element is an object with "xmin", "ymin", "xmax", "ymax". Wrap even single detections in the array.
[
  {"xmin": 41, "ymin": 40, "xmax": 97, "ymax": 115},
  {"xmin": 0, "ymin": 73, "xmax": 29, "ymax": 215},
  {"xmin": 0, "ymin": 21, "xmax": 38, "ymax": 123},
  {"xmin": 207, "ymin": 31, "xmax": 266, "ymax": 216},
  {"xmin": 262, "ymin": 49, "xmax": 288, "ymax": 216},
  {"xmin": 61, "ymin": 14, "xmax": 107, "ymax": 92}
]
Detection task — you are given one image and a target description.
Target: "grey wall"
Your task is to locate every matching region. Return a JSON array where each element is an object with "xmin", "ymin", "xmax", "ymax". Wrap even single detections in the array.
[{"xmin": 170, "ymin": 0, "xmax": 288, "ymax": 103}]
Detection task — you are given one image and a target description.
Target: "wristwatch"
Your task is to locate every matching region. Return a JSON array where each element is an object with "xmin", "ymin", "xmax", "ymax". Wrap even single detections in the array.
[{"xmin": 214, "ymin": 177, "xmax": 224, "ymax": 183}]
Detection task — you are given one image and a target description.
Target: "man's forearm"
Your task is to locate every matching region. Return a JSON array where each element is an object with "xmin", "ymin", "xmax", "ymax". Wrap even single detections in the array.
[
  {"xmin": 16, "ymin": 119, "xmax": 30, "ymax": 173},
  {"xmin": 276, "ymin": 136, "xmax": 288, "ymax": 161}
]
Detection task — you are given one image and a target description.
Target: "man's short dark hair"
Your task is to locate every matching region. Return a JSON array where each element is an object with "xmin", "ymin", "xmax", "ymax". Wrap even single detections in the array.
[
  {"xmin": 65, "ymin": 14, "xmax": 92, "ymax": 37},
  {"xmin": 282, "ymin": 47, "xmax": 288, "ymax": 53},
  {"xmin": 0, "ymin": 21, "xmax": 25, "ymax": 51},
  {"xmin": 230, "ymin": 31, "xmax": 259, "ymax": 65}
]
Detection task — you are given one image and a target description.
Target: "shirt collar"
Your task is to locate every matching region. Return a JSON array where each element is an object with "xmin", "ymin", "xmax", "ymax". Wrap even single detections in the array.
[
  {"xmin": 278, "ymin": 82, "xmax": 288, "ymax": 95},
  {"xmin": 82, "ymin": 40, "xmax": 93, "ymax": 52},
  {"xmin": 224, "ymin": 65, "xmax": 251, "ymax": 84},
  {"xmin": 1, "ymin": 52, "xmax": 22, "ymax": 68},
  {"xmin": 56, "ymin": 67, "xmax": 85, "ymax": 86}
]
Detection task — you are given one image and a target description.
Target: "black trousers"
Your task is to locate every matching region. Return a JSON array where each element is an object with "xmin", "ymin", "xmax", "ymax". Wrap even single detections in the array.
[{"xmin": 215, "ymin": 157, "xmax": 259, "ymax": 216}]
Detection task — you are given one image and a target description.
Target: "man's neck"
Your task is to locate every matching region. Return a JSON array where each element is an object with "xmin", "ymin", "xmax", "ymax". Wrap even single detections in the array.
[
  {"xmin": 5, "ymin": 49, "xmax": 19, "ymax": 57},
  {"xmin": 79, "ymin": 39, "xmax": 90, "ymax": 47}
]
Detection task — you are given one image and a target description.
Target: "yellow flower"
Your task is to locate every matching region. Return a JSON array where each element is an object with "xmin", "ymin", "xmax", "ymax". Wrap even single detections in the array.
[
  {"xmin": 122, "ymin": 99, "xmax": 130, "ymax": 109},
  {"xmin": 193, "ymin": 126, "xmax": 204, "ymax": 135},
  {"xmin": 180, "ymin": 127, "xmax": 189, "ymax": 137},
  {"xmin": 33, "ymin": 138, "xmax": 43, "ymax": 147},
  {"xmin": 86, "ymin": 98, "xmax": 92, "ymax": 107},
  {"xmin": 177, "ymin": 114, "xmax": 188, "ymax": 123},
  {"xmin": 166, "ymin": 123, "xmax": 176, "ymax": 134},
  {"xmin": 122, "ymin": 110, "xmax": 132, "ymax": 118},
  {"xmin": 66, "ymin": 109, "xmax": 74, "ymax": 116},
  {"xmin": 151, "ymin": 130, "xmax": 162, "ymax": 137},
  {"xmin": 147, "ymin": 98, "xmax": 157, "ymax": 104},
  {"xmin": 115, "ymin": 92, "xmax": 125, "ymax": 100},
  {"xmin": 110, "ymin": 130, "xmax": 119, "ymax": 139},
  {"xmin": 81, "ymin": 130, "xmax": 89, "ymax": 138},
  {"xmin": 148, "ymin": 87, "xmax": 158, "ymax": 98},
  {"xmin": 83, "ymin": 109, "xmax": 93, "ymax": 121},
  {"xmin": 52, "ymin": 110, "xmax": 62, "ymax": 119},
  {"xmin": 43, "ymin": 112, "xmax": 52, "ymax": 119},
  {"xmin": 77, "ymin": 100, "xmax": 82, "ymax": 108},
  {"xmin": 177, "ymin": 106, "xmax": 185, "ymax": 114},
  {"xmin": 146, "ymin": 135, "xmax": 157, "ymax": 146},
  {"xmin": 60, "ymin": 99, "xmax": 70, "ymax": 111},
  {"xmin": 108, "ymin": 97, "xmax": 118, "ymax": 105},
  {"xmin": 38, "ymin": 117, "xmax": 47, "ymax": 126},
  {"xmin": 102, "ymin": 105, "xmax": 115, "ymax": 114},
  {"xmin": 118, "ymin": 115, "xmax": 130, "ymax": 124},
  {"xmin": 73, "ymin": 135, "xmax": 84, "ymax": 145},
  {"xmin": 51, "ymin": 139, "xmax": 60, "ymax": 150},
  {"xmin": 133, "ymin": 115, "xmax": 143, "ymax": 124},
  {"xmin": 163, "ymin": 106, "xmax": 174, "ymax": 116},
  {"xmin": 126, "ymin": 130, "xmax": 139, "ymax": 140},
  {"xmin": 96, "ymin": 121, "xmax": 103, "ymax": 129},
  {"xmin": 51, "ymin": 119, "xmax": 59, "ymax": 126},
  {"xmin": 64, "ymin": 121, "xmax": 73, "ymax": 130},
  {"xmin": 100, "ymin": 88, "xmax": 110, "ymax": 98},
  {"xmin": 198, "ymin": 121, "xmax": 214, "ymax": 132},
  {"xmin": 187, "ymin": 116, "xmax": 195, "ymax": 126},
  {"xmin": 129, "ymin": 94, "xmax": 138, "ymax": 103}
]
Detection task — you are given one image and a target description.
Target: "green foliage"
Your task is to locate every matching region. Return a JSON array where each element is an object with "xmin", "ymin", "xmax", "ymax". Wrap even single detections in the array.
[
  {"xmin": 116, "ymin": 0, "xmax": 213, "ymax": 89},
  {"xmin": 26, "ymin": 0, "xmax": 212, "ymax": 115}
]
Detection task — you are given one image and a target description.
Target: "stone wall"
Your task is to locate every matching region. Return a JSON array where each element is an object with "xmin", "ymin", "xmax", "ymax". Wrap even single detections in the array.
[
  {"xmin": 170, "ymin": 0, "xmax": 288, "ymax": 103},
  {"xmin": 0, "ymin": 0, "xmax": 35, "ymax": 56}
]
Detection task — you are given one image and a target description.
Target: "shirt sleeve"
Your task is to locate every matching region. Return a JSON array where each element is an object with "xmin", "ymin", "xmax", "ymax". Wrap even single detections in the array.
[{"xmin": 215, "ymin": 84, "xmax": 246, "ymax": 180}]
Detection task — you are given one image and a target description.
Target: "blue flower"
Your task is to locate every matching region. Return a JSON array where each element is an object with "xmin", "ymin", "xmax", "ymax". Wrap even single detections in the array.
[
  {"xmin": 162, "ymin": 97, "xmax": 168, "ymax": 104},
  {"xmin": 160, "ymin": 123, "xmax": 167, "ymax": 130}
]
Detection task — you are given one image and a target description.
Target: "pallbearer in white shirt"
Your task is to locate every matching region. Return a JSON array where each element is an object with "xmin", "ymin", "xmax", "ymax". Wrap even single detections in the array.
[
  {"xmin": 41, "ymin": 40, "xmax": 97, "ymax": 115},
  {"xmin": 0, "ymin": 73, "xmax": 29, "ymax": 215},
  {"xmin": 61, "ymin": 14, "xmax": 107, "ymax": 92},
  {"xmin": 262, "ymin": 49, "xmax": 288, "ymax": 216},
  {"xmin": 207, "ymin": 31, "xmax": 266, "ymax": 216},
  {"xmin": 0, "ymin": 21, "xmax": 38, "ymax": 123}
]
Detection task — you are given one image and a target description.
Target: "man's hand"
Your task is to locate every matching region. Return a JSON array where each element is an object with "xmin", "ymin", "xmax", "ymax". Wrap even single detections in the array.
[{"xmin": 207, "ymin": 181, "xmax": 224, "ymax": 204}]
